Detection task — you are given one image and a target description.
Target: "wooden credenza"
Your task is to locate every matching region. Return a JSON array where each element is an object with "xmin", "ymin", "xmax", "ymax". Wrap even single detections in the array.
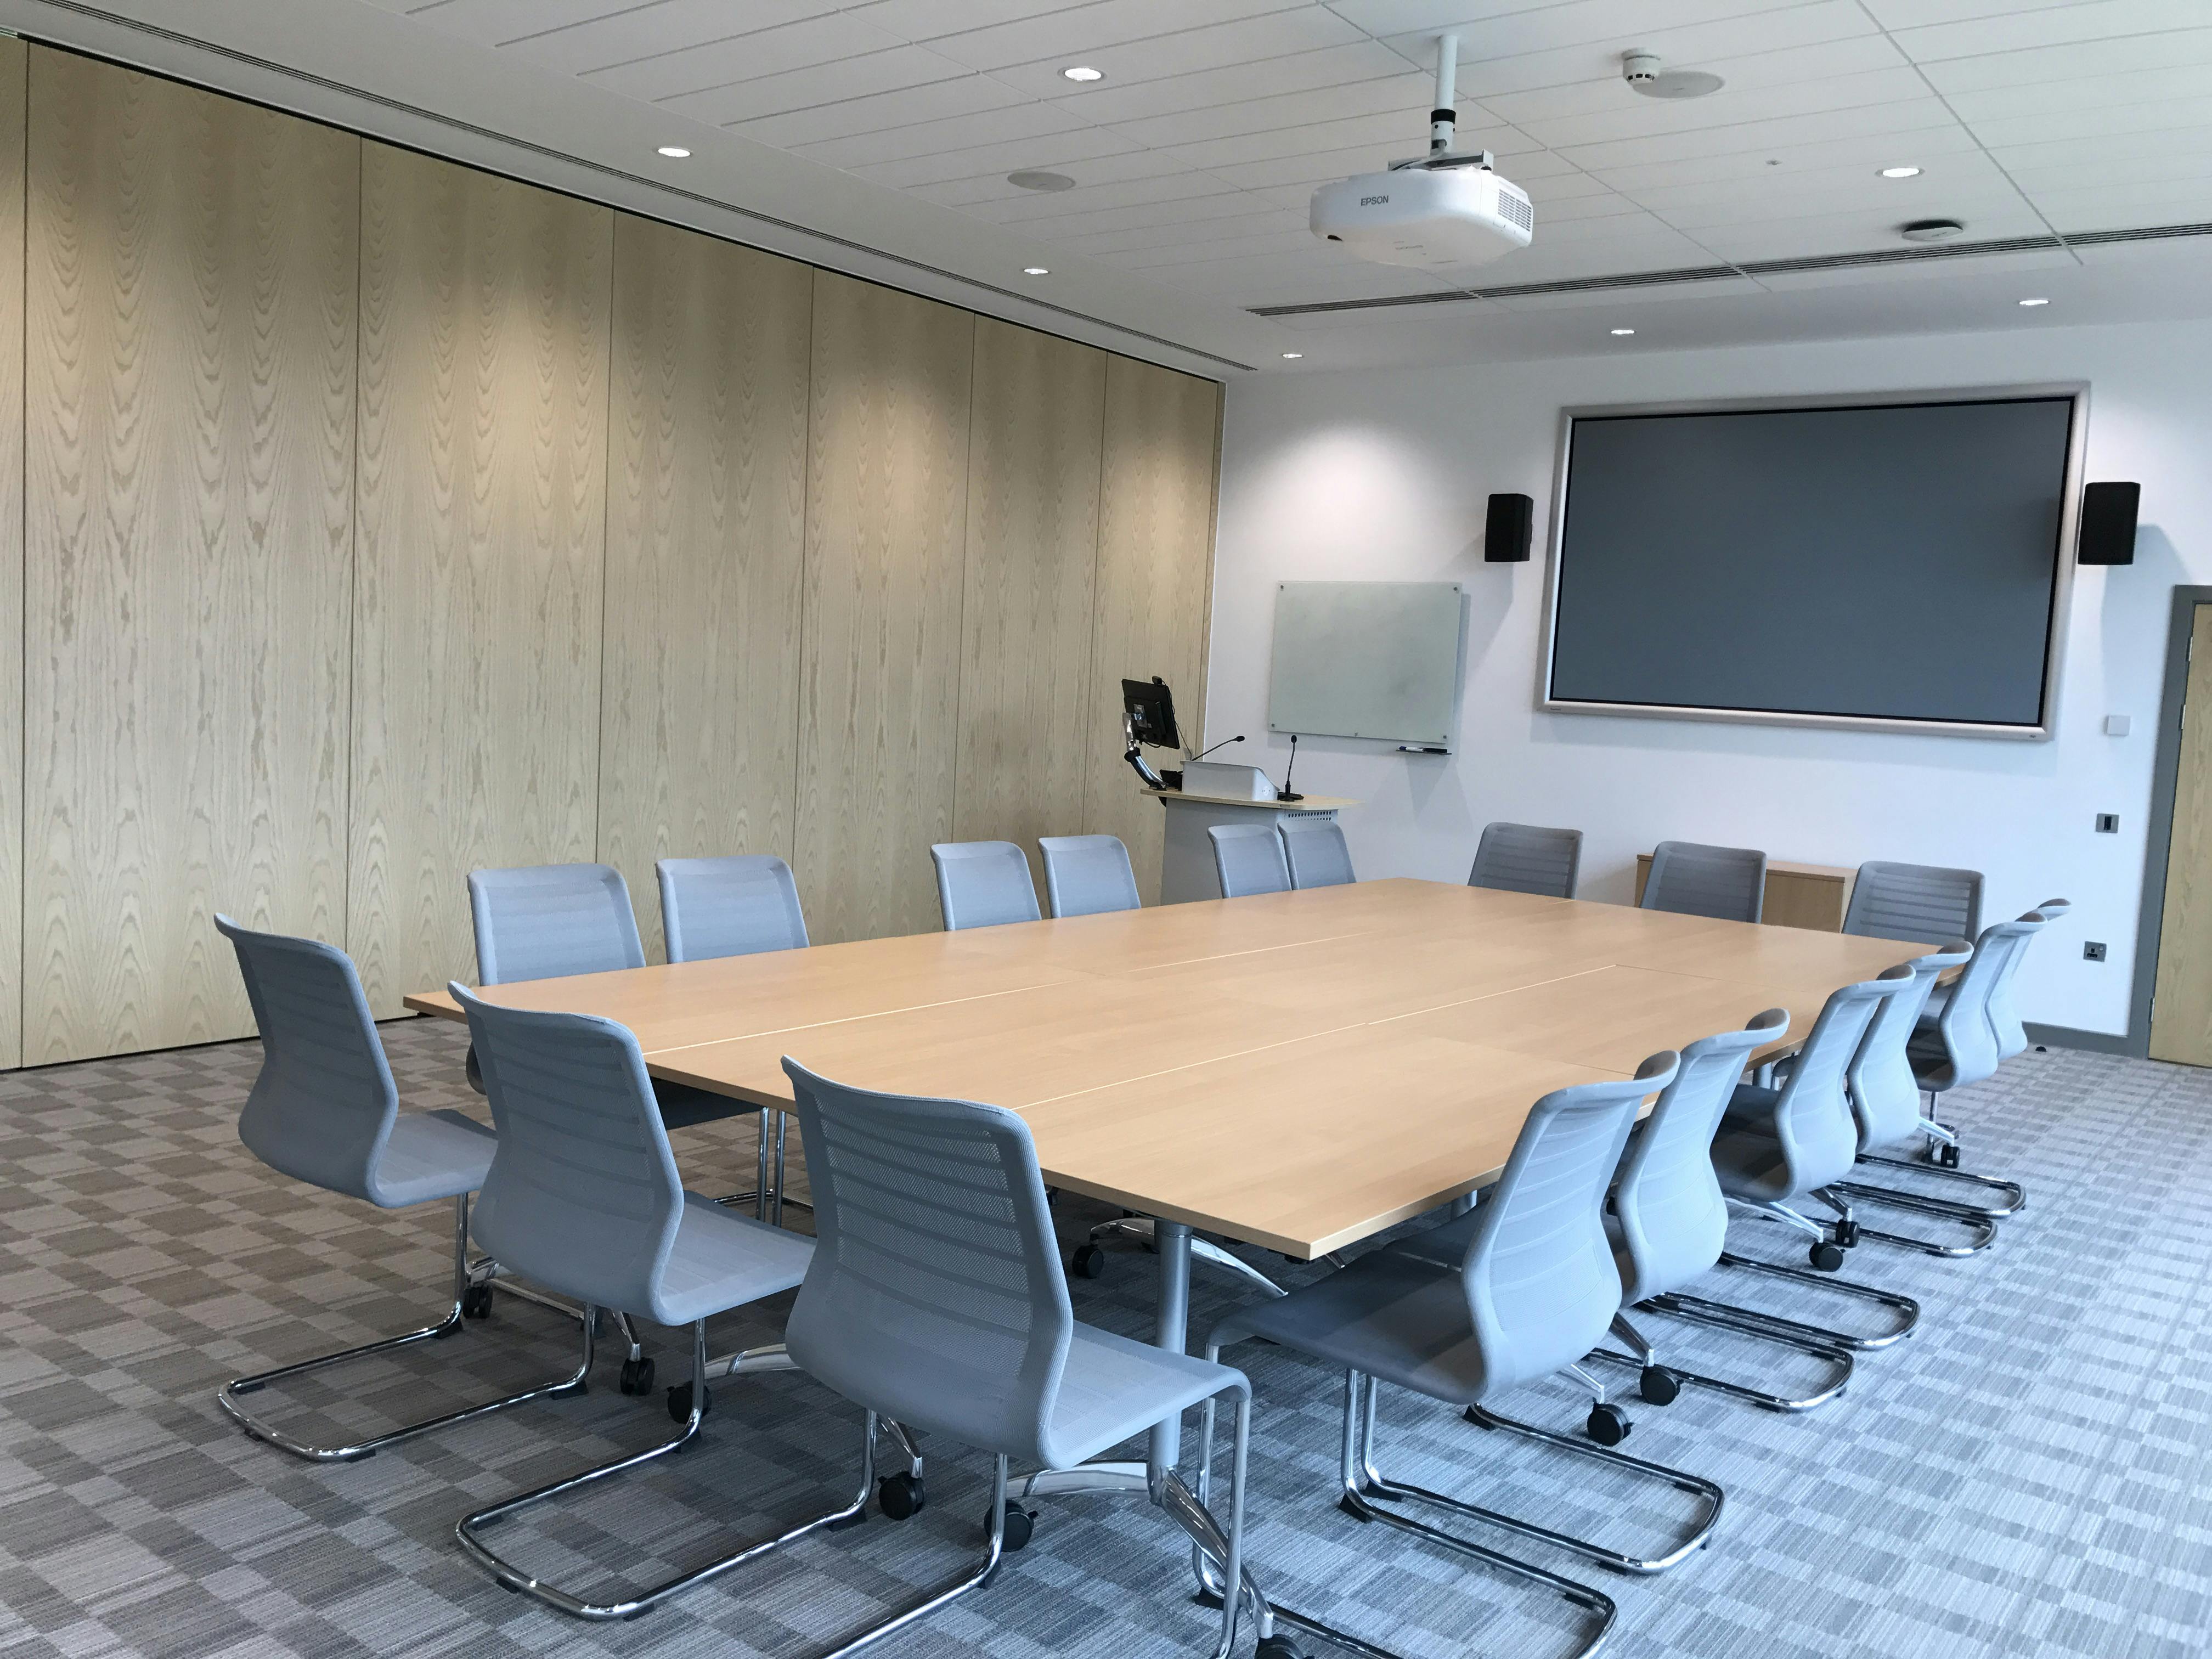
[{"xmin": 1633, "ymin": 854, "xmax": 1854, "ymax": 933}]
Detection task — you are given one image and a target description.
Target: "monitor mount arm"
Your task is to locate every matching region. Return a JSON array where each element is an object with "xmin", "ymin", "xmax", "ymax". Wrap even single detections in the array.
[{"xmin": 1123, "ymin": 714, "xmax": 1166, "ymax": 788}]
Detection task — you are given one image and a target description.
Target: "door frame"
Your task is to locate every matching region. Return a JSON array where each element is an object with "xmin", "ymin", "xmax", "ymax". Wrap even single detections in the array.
[{"xmin": 2124, "ymin": 585, "xmax": 2212, "ymax": 1059}]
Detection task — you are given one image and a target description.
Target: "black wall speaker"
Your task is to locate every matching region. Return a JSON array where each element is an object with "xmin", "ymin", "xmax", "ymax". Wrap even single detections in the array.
[
  {"xmin": 1485, "ymin": 492, "xmax": 1533, "ymax": 562},
  {"xmin": 2077, "ymin": 482, "xmax": 2140, "ymax": 566}
]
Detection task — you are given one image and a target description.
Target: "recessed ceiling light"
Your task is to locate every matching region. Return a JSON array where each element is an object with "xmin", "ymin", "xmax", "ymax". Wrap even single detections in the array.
[
  {"xmin": 1007, "ymin": 170, "xmax": 1075, "ymax": 193},
  {"xmin": 1061, "ymin": 65, "xmax": 1104, "ymax": 82},
  {"xmin": 1879, "ymin": 165, "xmax": 1921, "ymax": 179},
  {"xmin": 1282, "ymin": 352, "xmax": 1302, "ymax": 359},
  {"xmin": 1610, "ymin": 328, "xmax": 1635, "ymax": 336},
  {"xmin": 2019, "ymin": 297, "xmax": 2050, "ymax": 307},
  {"xmin": 657, "ymin": 145, "xmax": 691, "ymax": 159},
  {"xmin": 1023, "ymin": 266, "xmax": 1049, "ymax": 276}
]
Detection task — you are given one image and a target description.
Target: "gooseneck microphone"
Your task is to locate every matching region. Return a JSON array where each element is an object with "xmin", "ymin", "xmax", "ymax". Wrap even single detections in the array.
[
  {"xmin": 1277, "ymin": 734, "xmax": 1304, "ymax": 803},
  {"xmin": 1187, "ymin": 735, "xmax": 1246, "ymax": 763}
]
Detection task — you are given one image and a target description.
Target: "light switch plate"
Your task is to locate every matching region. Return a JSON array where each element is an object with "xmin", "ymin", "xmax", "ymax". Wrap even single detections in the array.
[{"xmin": 2104, "ymin": 715, "xmax": 2131, "ymax": 737}]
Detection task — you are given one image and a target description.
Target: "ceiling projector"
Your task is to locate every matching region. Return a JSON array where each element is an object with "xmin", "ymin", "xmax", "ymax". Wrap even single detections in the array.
[{"xmin": 1310, "ymin": 34, "xmax": 1533, "ymax": 272}]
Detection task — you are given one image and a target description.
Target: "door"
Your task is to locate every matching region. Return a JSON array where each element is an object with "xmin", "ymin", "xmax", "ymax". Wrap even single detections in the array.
[{"xmin": 2151, "ymin": 604, "xmax": 2212, "ymax": 1063}]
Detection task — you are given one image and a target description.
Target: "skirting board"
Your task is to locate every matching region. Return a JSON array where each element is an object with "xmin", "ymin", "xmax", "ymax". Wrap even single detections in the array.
[{"xmin": 2022, "ymin": 1022, "xmax": 2138, "ymax": 1057}]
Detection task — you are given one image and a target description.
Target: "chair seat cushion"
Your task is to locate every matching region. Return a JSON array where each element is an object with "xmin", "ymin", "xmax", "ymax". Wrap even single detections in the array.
[
  {"xmin": 1210, "ymin": 1251, "xmax": 1494, "ymax": 1408},
  {"xmin": 368, "ymin": 1109, "xmax": 498, "ymax": 1209},
  {"xmin": 651, "ymin": 1080, "xmax": 754, "ymax": 1131},
  {"xmin": 1708, "ymin": 1127, "xmax": 1791, "ymax": 1203},
  {"xmin": 1042, "ymin": 1322, "xmax": 1248, "ymax": 1471},
  {"xmin": 1719, "ymin": 1082, "xmax": 1780, "ymax": 1133},
  {"xmin": 647, "ymin": 1193, "xmax": 815, "ymax": 1327},
  {"xmin": 1376, "ymin": 1208, "xmax": 1478, "ymax": 1271}
]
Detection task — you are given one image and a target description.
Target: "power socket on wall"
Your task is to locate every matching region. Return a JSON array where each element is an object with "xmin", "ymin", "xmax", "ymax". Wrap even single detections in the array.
[{"xmin": 2084, "ymin": 942, "xmax": 2108, "ymax": 962}]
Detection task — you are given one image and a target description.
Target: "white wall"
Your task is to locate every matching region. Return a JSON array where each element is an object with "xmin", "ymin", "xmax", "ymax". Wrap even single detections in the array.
[{"xmin": 1209, "ymin": 317, "xmax": 2212, "ymax": 1038}]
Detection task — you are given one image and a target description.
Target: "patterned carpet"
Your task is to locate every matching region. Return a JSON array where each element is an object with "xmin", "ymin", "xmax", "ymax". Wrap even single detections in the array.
[{"xmin": 0, "ymin": 1015, "xmax": 2205, "ymax": 1659}]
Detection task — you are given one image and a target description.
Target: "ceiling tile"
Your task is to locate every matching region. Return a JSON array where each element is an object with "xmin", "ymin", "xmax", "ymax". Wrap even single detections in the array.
[
  {"xmin": 1040, "ymin": 41, "xmax": 1412, "ymax": 126},
  {"xmin": 791, "ymin": 101, "xmax": 1090, "ymax": 167},
  {"xmin": 983, "ymin": 11, "xmax": 1373, "ymax": 102},
  {"xmin": 1522, "ymin": 67, "xmax": 1936, "ymax": 151},
  {"xmin": 901, "ymin": 146, "xmax": 1189, "ymax": 205},
  {"xmin": 1624, "ymin": 148, "xmax": 2016, "ymax": 215},
  {"xmin": 928, "ymin": 0, "xmax": 1319, "ymax": 73},
  {"xmin": 588, "ymin": 13, "xmax": 917, "ymax": 101},
  {"xmin": 957, "ymin": 171, "xmax": 1231, "ymax": 223},
  {"xmin": 1098, "ymin": 70, "xmax": 1435, "ymax": 148},
  {"xmin": 1481, "ymin": 35, "xmax": 1909, "ymax": 128},
  {"xmin": 1690, "ymin": 203, "xmax": 2052, "ymax": 261},
  {"xmin": 849, "ymin": 0, "xmax": 1081, "ymax": 40},
  {"xmin": 1989, "ymin": 122, "xmax": 2212, "ymax": 175},
  {"xmin": 843, "ymin": 126, "xmax": 1145, "ymax": 191},
  {"xmin": 1922, "ymin": 29, "xmax": 2212, "ymax": 97},
  {"xmin": 498, "ymin": 2, "xmax": 844, "ymax": 77},
  {"xmin": 1056, "ymin": 208, "xmax": 1307, "ymax": 254},
  {"xmin": 2031, "ymin": 178, "xmax": 2212, "ymax": 233},
  {"xmin": 1893, "ymin": 0, "xmax": 2196, "ymax": 63},
  {"xmin": 1944, "ymin": 61, "xmax": 2212, "ymax": 127},
  {"xmin": 401, "ymin": 0, "xmax": 641, "ymax": 46},
  {"xmin": 1658, "ymin": 178, "xmax": 2030, "ymax": 231},
  {"xmin": 723, "ymin": 75, "xmax": 1035, "ymax": 150},
  {"xmin": 1963, "ymin": 93, "xmax": 2212, "ymax": 149},
  {"xmin": 1555, "ymin": 96, "xmax": 1962, "ymax": 171}
]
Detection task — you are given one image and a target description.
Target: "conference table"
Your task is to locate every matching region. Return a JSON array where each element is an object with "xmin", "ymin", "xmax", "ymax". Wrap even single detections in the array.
[{"xmin": 405, "ymin": 879, "xmax": 1921, "ymax": 1502}]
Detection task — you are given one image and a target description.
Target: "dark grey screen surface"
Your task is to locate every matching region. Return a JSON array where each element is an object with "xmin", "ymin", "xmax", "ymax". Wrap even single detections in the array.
[{"xmin": 1549, "ymin": 397, "xmax": 2075, "ymax": 727}]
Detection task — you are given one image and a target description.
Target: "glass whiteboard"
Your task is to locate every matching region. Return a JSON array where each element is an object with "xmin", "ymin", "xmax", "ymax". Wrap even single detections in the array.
[{"xmin": 1267, "ymin": 582, "xmax": 1464, "ymax": 747}]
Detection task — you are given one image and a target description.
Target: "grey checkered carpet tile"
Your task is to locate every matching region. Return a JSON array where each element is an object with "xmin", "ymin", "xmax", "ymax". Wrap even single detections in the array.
[{"xmin": 0, "ymin": 1017, "xmax": 2206, "ymax": 1658}]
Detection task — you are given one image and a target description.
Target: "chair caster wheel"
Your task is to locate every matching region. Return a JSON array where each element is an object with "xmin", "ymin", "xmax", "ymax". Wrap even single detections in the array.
[
  {"xmin": 461, "ymin": 1284, "xmax": 494, "ymax": 1318},
  {"xmin": 665, "ymin": 1381, "xmax": 712, "ymax": 1423},
  {"xmin": 991, "ymin": 1501, "xmax": 1034, "ymax": 1552},
  {"xmin": 1936, "ymin": 1143, "xmax": 1961, "ymax": 1169},
  {"xmin": 1586, "ymin": 1403, "xmax": 1632, "ymax": 1446},
  {"xmin": 1256, "ymin": 1635, "xmax": 1306, "ymax": 1658},
  {"xmin": 1638, "ymin": 1365, "xmax": 1681, "ymax": 1406},
  {"xmin": 619, "ymin": 1356, "xmax": 656, "ymax": 1396},
  {"xmin": 878, "ymin": 1472, "xmax": 926, "ymax": 1520},
  {"xmin": 1068, "ymin": 1244, "xmax": 1107, "ymax": 1280},
  {"xmin": 1833, "ymin": 1219, "xmax": 1861, "ymax": 1249},
  {"xmin": 1809, "ymin": 1241, "xmax": 1846, "ymax": 1272}
]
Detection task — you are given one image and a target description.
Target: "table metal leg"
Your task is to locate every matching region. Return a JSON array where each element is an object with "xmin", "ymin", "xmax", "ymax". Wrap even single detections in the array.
[{"xmin": 1150, "ymin": 1218, "xmax": 1194, "ymax": 1474}]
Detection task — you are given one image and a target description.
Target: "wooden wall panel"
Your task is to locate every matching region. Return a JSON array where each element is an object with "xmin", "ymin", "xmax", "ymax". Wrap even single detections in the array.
[
  {"xmin": 797, "ymin": 273, "xmax": 974, "ymax": 944},
  {"xmin": 599, "ymin": 216, "xmax": 812, "ymax": 960},
  {"xmin": 22, "ymin": 52, "xmax": 357, "ymax": 1063},
  {"xmin": 952, "ymin": 319, "xmax": 1107, "ymax": 889},
  {"xmin": 1084, "ymin": 358, "xmax": 1223, "ymax": 904},
  {"xmin": 349, "ymin": 143, "xmax": 612, "ymax": 1013},
  {"xmin": 0, "ymin": 40, "xmax": 22, "ymax": 1068}
]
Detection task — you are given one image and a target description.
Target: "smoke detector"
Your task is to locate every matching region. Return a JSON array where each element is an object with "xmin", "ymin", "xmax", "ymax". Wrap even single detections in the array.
[
  {"xmin": 1622, "ymin": 50, "xmax": 1723, "ymax": 99},
  {"xmin": 1900, "ymin": 218, "xmax": 1966, "ymax": 243}
]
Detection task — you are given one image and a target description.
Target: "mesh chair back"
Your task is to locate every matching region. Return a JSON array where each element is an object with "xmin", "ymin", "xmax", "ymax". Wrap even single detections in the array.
[
  {"xmin": 1641, "ymin": 840, "xmax": 1768, "ymax": 923},
  {"xmin": 453, "ymin": 985, "xmax": 685, "ymax": 1319},
  {"xmin": 931, "ymin": 841, "xmax": 1043, "ymax": 931},
  {"xmin": 1613, "ymin": 1011, "xmax": 1785, "ymax": 1304},
  {"xmin": 1843, "ymin": 861, "xmax": 1983, "ymax": 945},
  {"xmin": 1988, "ymin": 901, "xmax": 2063, "ymax": 1057},
  {"xmin": 1038, "ymin": 835, "xmax": 1140, "ymax": 918},
  {"xmin": 469, "ymin": 862, "xmax": 646, "ymax": 985},
  {"xmin": 781, "ymin": 1059, "xmax": 1074, "ymax": 1468},
  {"xmin": 1933, "ymin": 914, "xmax": 2044, "ymax": 1086},
  {"xmin": 1209, "ymin": 822, "xmax": 1290, "ymax": 898},
  {"xmin": 217, "ymin": 916, "xmax": 400, "ymax": 1205},
  {"xmin": 1455, "ymin": 1052, "xmax": 1678, "ymax": 1394},
  {"xmin": 1468, "ymin": 822, "xmax": 1583, "ymax": 898},
  {"xmin": 1768, "ymin": 967, "xmax": 1913, "ymax": 1191},
  {"xmin": 1848, "ymin": 943, "xmax": 1972, "ymax": 1150},
  {"xmin": 1279, "ymin": 819, "xmax": 1356, "ymax": 889},
  {"xmin": 657, "ymin": 854, "xmax": 809, "ymax": 962}
]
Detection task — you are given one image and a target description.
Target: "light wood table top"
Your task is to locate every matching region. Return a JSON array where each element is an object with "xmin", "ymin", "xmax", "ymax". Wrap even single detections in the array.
[{"xmin": 405, "ymin": 878, "xmax": 1929, "ymax": 1260}]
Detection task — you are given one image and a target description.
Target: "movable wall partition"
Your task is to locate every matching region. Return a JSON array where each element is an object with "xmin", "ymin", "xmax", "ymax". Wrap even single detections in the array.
[{"xmin": 1, "ymin": 44, "xmax": 1223, "ymax": 1065}]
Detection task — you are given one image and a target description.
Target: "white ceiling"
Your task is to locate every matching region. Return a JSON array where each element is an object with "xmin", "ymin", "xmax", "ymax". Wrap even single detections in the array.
[{"xmin": 20, "ymin": 0, "xmax": 2212, "ymax": 373}]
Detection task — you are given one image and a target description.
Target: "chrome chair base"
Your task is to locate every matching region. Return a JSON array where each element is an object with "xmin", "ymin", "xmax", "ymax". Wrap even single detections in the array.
[
  {"xmin": 1086, "ymin": 1217, "xmax": 1285, "ymax": 1297},
  {"xmin": 1837, "ymin": 1154, "xmax": 2024, "ymax": 1221},
  {"xmin": 218, "ymin": 1193, "xmax": 589, "ymax": 1463},
  {"xmin": 1826, "ymin": 1182, "xmax": 2000, "ymax": 1257},
  {"xmin": 455, "ymin": 1314, "xmax": 874, "ymax": 1622},
  {"xmin": 1657, "ymin": 1251, "xmax": 1920, "ymax": 1353},
  {"xmin": 1583, "ymin": 1306, "xmax": 1853, "ymax": 1414},
  {"xmin": 713, "ymin": 1108, "xmax": 812, "ymax": 1222},
  {"xmin": 1207, "ymin": 1370, "xmax": 1618, "ymax": 1659}
]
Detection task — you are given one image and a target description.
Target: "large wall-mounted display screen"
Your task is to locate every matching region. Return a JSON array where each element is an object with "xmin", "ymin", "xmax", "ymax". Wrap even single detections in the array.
[{"xmin": 1543, "ymin": 392, "xmax": 2083, "ymax": 738}]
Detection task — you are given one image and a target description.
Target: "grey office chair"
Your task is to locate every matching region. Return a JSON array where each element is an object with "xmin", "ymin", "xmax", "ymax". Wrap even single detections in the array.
[
  {"xmin": 1039, "ymin": 834, "xmax": 1141, "ymax": 918},
  {"xmin": 212, "ymin": 917, "xmax": 586, "ymax": 1463},
  {"xmin": 1387, "ymin": 1011, "xmax": 1849, "ymax": 1417},
  {"xmin": 657, "ymin": 854, "xmax": 809, "ymax": 961},
  {"xmin": 1988, "ymin": 898, "xmax": 2066, "ymax": 1058},
  {"xmin": 782, "ymin": 1059, "xmax": 1262, "ymax": 1659},
  {"xmin": 1820, "ymin": 941, "xmax": 1996, "ymax": 1257},
  {"xmin": 1641, "ymin": 840, "xmax": 1767, "ymax": 923},
  {"xmin": 931, "ymin": 840, "xmax": 1043, "ymax": 930},
  {"xmin": 467, "ymin": 862, "xmax": 741, "ymax": 1124},
  {"xmin": 1700, "ymin": 968, "xmax": 1923, "ymax": 1353},
  {"xmin": 1843, "ymin": 861, "xmax": 1983, "ymax": 944},
  {"xmin": 1278, "ymin": 819, "xmax": 1355, "ymax": 889},
  {"xmin": 1209, "ymin": 822, "xmax": 1290, "ymax": 899},
  {"xmin": 1468, "ymin": 821, "xmax": 1583, "ymax": 898},
  {"xmin": 1203, "ymin": 1054, "xmax": 1717, "ymax": 1659},
  {"xmin": 450, "ymin": 988, "xmax": 833, "ymax": 1622},
  {"xmin": 657, "ymin": 853, "xmax": 812, "ymax": 1220}
]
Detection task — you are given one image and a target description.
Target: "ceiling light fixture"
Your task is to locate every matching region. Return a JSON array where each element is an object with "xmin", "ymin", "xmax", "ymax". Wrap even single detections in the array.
[
  {"xmin": 1611, "ymin": 328, "xmax": 1635, "ymax": 336},
  {"xmin": 1878, "ymin": 165, "xmax": 1920, "ymax": 179},
  {"xmin": 1282, "ymin": 352, "xmax": 1302, "ymax": 359},
  {"xmin": 657, "ymin": 145, "xmax": 691, "ymax": 158},
  {"xmin": 1900, "ymin": 218, "xmax": 1965, "ymax": 243},
  {"xmin": 1007, "ymin": 170, "xmax": 1075, "ymax": 193},
  {"xmin": 2019, "ymin": 297, "xmax": 2050, "ymax": 307},
  {"xmin": 1023, "ymin": 266, "xmax": 1049, "ymax": 275},
  {"xmin": 1061, "ymin": 65, "xmax": 1103, "ymax": 82}
]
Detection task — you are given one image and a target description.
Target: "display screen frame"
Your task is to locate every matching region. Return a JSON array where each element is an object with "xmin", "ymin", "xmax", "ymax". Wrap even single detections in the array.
[{"xmin": 1537, "ymin": 383, "xmax": 2089, "ymax": 742}]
